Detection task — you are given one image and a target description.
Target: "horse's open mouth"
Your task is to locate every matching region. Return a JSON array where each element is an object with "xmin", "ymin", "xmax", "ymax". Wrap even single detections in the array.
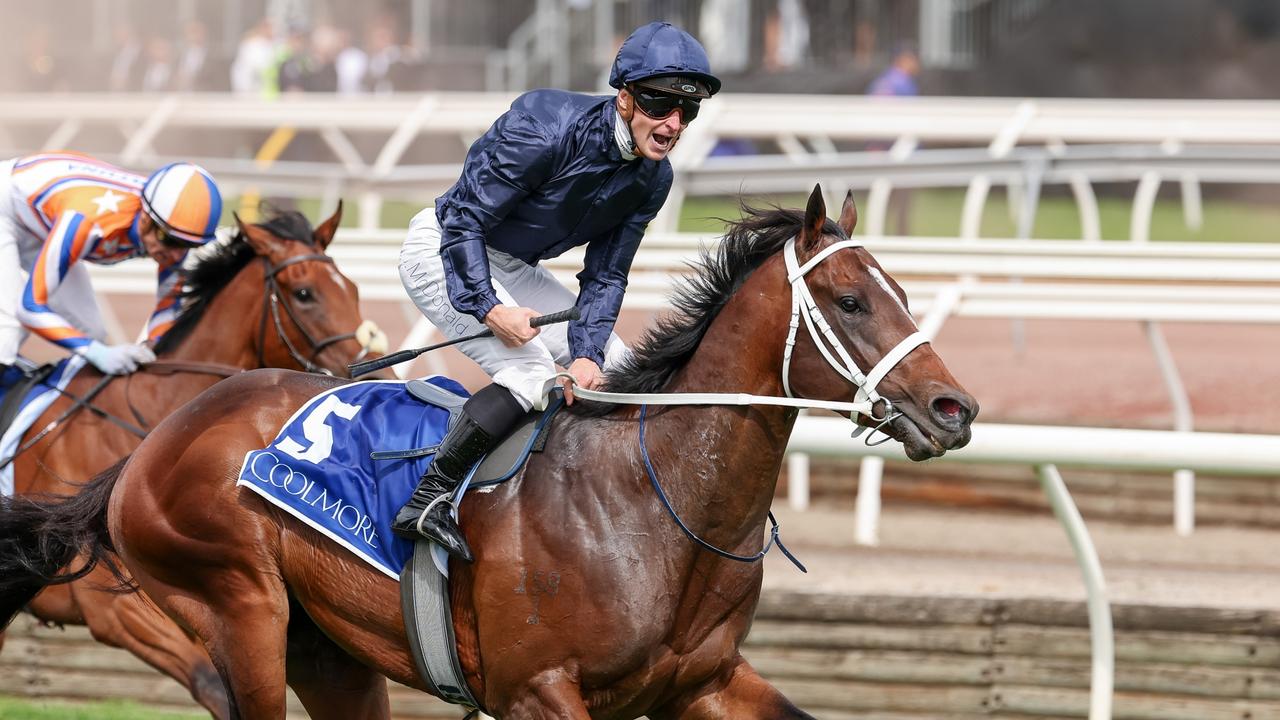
[{"xmin": 886, "ymin": 407, "xmax": 970, "ymax": 461}]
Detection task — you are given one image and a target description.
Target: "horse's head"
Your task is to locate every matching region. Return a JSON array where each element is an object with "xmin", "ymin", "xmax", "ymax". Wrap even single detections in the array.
[
  {"xmin": 232, "ymin": 202, "xmax": 387, "ymax": 377},
  {"xmin": 781, "ymin": 185, "xmax": 976, "ymax": 460}
]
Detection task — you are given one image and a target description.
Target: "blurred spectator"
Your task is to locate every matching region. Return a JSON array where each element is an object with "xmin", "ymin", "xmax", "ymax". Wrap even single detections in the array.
[
  {"xmin": 868, "ymin": 41, "xmax": 920, "ymax": 97},
  {"xmin": 365, "ymin": 21, "xmax": 409, "ymax": 93},
  {"xmin": 277, "ymin": 26, "xmax": 312, "ymax": 93},
  {"xmin": 700, "ymin": 0, "xmax": 751, "ymax": 74},
  {"xmin": 763, "ymin": 0, "xmax": 810, "ymax": 72},
  {"xmin": 141, "ymin": 37, "xmax": 175, "ymax": 93},
  {"xmin": 305, "ymin": 24, "xmax": 343, "ymax": 92},
  {"xmin": 866, "ymin": 42, "xmax": 921, "ymax": 235},
  {"xmin": 275, "ymin": 23, "xmax": 344, "ymax": 94},
  {"xmin": 175, "ymin": 21, "xmax": 223, "ymax": 92},
  {"xmin": 334, "ymin": 28, "xmax": 368, "ymax": 95},
  {"xmin": 22, "ymin": 26, "xmax": 66, "ymax": 92},
  {"xmin": 108, "ymin": 23, "xmax": 144, "ymax": 92},
  {"xmin": 232, "ymin": 18, "xmax": 277, "ymax": 97}
]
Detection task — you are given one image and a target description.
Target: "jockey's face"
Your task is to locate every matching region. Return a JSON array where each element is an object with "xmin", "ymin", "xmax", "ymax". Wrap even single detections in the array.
[
  {"xmin": 138, "ymin": 213, "xmax": 190, "ymax": 266},
  {"xmin": 621, "ymin": 88, "xmax": 690, "ymax": 161}
]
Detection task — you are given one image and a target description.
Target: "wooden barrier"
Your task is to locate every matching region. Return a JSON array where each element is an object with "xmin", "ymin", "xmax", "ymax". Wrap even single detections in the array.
[{"xmin": 4, "ymin": 591, "xmax": 1279, "ymax": 719}]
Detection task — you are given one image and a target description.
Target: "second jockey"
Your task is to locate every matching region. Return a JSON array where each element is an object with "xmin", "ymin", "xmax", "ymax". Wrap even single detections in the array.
[
  {"xmin": 394, "ymin": 21, "xmax": 721, "ymax": 560},
  {"xmin": 0, "ymin": 154, "xmax": 222, "ymax": 376}
]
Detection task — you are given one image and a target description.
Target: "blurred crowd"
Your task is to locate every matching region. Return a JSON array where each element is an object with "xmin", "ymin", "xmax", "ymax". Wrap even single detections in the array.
[
  {"xmin": 18, "ymin": 13, "xmax": 425, "ymax": 96},
  {"xmin": 13, "ymin": 0, "xmax": 920, "ymax": 97}
]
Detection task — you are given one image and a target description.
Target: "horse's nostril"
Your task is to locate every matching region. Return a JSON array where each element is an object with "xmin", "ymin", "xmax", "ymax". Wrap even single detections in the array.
[
  {"xmin": 931, "ymin": 396, "xmax": 971, "ymax": 428},
  {"xmin": 935, "ymin": 398, "xmax": 962, "ymax": 417}
]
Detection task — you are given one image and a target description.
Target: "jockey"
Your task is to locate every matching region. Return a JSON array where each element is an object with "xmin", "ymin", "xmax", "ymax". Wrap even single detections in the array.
[
  {"xmin": 395, "ymin": 21, "xmax": 721, "ymax": 559},
  {"xmin": 0, "ymin": 154, "xmax": 222, "ymax": 377}
]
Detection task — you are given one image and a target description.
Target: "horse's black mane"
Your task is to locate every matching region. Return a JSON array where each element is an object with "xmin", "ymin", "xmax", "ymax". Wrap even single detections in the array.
[
  {"xmin": 153, "ymin": 210, "xmax": 315, "ymax": 354},
  {"xmin": 575, "ymin": 205, "xmax": 845, "ymax": 416}
]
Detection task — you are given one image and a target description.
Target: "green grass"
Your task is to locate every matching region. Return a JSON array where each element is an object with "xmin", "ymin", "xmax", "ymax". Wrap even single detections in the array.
[
  {"xmin": 0, "ymin": 698, "xmax": 205, "ymax": 720},
  {"xmin": 223, "ymin": 187, "xmax": 1280, "ymax": 243},
  {"xmin": 679, "ymin": 188, "xmax": 1280, "ymax": 242}
]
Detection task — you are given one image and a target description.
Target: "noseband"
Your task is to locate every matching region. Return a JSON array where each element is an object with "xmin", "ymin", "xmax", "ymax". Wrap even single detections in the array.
[
  {"xmin": 257, "ymin": 254, "xmax": 367, "ymax": 375},
  {"xmin": 781, "ymin": 236, "xmax": 930, "ymax": 429}
]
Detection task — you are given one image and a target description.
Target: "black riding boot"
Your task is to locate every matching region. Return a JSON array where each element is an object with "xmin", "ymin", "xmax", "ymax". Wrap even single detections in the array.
[{"xmin": 391, "ymin": 383, "xmax": 525, "ymax": 561}]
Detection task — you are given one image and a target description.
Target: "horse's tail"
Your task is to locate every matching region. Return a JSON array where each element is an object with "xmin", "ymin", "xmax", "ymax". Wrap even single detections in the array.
[{"xmin": 0, "ymin": 457, "xmax": 129, "ymax": 629}]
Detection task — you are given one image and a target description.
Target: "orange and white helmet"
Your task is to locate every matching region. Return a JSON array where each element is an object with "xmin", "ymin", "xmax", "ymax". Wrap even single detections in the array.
[{"xmin": 140, "ymin": 162, "xmax": 223, "ymax": 246}]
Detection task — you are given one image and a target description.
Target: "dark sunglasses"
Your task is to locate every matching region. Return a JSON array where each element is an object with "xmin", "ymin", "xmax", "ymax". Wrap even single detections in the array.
[
  {"xmin": 629, "ymin": 86, "xmax": 701, "ymax": 123},
  {"xmin": 159, "ymin": 232, "xmax": 202, "ymax": 250}
]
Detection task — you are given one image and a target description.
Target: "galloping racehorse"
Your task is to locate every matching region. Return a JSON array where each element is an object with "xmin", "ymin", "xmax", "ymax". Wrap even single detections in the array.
[
  {"xmin": 1, "ymin": 188, "xmax": 976, "ymax": 719},
  {"xmin": 2, "ymin": 204, "xmax": 381, "ymax": 718}
]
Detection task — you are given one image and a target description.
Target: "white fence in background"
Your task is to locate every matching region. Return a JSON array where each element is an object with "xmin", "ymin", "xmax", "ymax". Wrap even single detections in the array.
[{"xmin": 7, "ymin": 92, "xmax": 1280, "ymax": 235}]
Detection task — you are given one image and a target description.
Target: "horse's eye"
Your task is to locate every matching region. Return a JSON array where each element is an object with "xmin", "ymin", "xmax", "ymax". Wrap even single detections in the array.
[
  {"xmin": 839, "ymin": 296, "xmax": 861, "ymax": 313},
  {"xmin": 293, "ymin": 288, "xmax": 314, "ymax": 302}
]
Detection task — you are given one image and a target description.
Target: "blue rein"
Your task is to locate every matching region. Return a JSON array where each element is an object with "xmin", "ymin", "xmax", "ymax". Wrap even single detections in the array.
[{"xmin": 638, "ymin": 404, "xmax": 806, "ymax": 573}]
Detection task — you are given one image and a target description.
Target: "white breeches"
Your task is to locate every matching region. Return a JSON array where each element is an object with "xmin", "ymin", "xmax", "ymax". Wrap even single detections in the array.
[{"xmin": 399, "ymin": 210, "xmax": 628, "ymax": 410}]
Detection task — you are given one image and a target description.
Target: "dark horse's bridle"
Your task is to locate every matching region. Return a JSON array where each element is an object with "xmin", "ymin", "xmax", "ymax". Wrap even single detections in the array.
[{"xmin": 257, "ymin": 254, "xmax": 366, "ymax": 376}]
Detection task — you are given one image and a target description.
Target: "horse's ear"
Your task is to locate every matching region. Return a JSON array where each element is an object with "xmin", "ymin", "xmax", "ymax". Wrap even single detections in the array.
[
  {"xmin": 801, "ymin": 183, "xmax": 827, "ymax": 249},
  {"xmin": 313, "ymin": 200, "xmax": 342, "ymax": 251},
  {"xmin": 838, "ymin": 190, "xmax": 858, "ymax": 237},
  {"xmin": 234, "ymin": 212, "xmax": 289, "ymax": 263}
]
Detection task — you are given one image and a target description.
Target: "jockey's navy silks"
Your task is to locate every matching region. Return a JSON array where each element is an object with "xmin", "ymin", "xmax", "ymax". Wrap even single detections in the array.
[{"xmin": 433, "ymin": 90, "xmax": 672, "ymax": 365}]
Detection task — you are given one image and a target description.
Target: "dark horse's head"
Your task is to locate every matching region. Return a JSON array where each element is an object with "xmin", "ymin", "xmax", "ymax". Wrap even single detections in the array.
[
  {"xmin": 777, "ymin": 185, "xmax": 976, "ymax": 459},
  {"xmin": 604, "ymin": 184, "xmax": 975, "ymax": 460},
  {"xmin": 153, "ymin": 202, "xmax": 387, "ymax": 376}
]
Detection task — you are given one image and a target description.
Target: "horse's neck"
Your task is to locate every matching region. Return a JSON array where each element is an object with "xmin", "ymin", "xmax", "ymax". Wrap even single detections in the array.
[
  {"xmin": 622, "ymin": 273, "xmax": 796, "ymax": 550},
  {"xmin": 159, "ymin": 261, "xmax": 265, "ymax": 369}
]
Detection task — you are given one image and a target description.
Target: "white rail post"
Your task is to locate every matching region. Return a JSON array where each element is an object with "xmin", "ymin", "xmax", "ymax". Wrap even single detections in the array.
[
  {"xmin": 1143, "ymin": 320, "xmax": 1196, "ymax": 535},
  {"xmin": 853, "ymin": 456, "xmax": 883, "ymax": 546},
  {"xmin": 787, "ymin": 444, "xmax": 810, "ymax": 512},
  {"xmin": 1037, "ymin": 464, "xmax": 1114, "ymax": 720}
]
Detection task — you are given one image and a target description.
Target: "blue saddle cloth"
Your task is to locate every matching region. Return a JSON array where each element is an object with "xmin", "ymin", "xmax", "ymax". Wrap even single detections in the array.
[
  {"xmin": 236, "ymin": 376, "xmax": 470, "ymax": 579},
  {"xmin": 1, "ymin": 356, "xmax": 87, "ymax": 495}
]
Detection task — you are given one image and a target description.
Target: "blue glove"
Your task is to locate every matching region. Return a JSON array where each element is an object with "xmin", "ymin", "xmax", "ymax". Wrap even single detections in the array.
[{"xmin": 80, "ymin": 341, "xmax": 156, "ymax": 374}]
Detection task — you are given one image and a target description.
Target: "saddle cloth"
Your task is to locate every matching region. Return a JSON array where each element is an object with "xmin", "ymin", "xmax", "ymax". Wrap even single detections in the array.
[
  {"xmin": 0, "ymin": 356, "xmax": 87, "ymax": 495},
  {"xmin": 234, "ymin": 376, "xmax": 560, "ymax": 580},
  {"xmin": 236, "ymin": 376, "xmax": 466, "ymax": 579}
]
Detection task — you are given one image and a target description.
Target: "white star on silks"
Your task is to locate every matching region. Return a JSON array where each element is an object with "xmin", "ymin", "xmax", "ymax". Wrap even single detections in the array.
[{"xmin": 91, "ymin": 189, "xmax": 123, "ymax": 216}]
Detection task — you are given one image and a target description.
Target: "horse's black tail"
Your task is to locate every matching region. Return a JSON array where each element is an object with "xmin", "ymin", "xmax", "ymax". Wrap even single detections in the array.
[{"xmin": 0, "ymin": 457, "xmax": 129, "ymax": 629}]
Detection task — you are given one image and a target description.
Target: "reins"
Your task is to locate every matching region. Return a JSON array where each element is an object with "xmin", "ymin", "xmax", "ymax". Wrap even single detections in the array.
[
  {"xmin": 637, "ymin": 404, "xmax": 807, "ymax": 572},
  {"xmin": 0, "ymin": 360, "xmax": 248, "ymax": 471},
  {"xmin": 123, "ymin": 360, "xmax": 246, "ymax": 434}
]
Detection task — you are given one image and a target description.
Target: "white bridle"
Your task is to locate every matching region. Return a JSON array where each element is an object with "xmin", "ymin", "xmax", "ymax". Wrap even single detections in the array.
[
  {"xmin": 544, "ymin": 236, "xmax": 930, "ymax": 427},
  {"xmin": 781, "ymin": 236, "xmax": 930, "ymax": 420}
]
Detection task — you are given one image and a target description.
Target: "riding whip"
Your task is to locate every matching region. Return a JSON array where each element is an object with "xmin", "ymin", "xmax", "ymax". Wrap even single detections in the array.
[{"xmin": 347, "ymin": 307, "xmax": 580, "ymax": 378}]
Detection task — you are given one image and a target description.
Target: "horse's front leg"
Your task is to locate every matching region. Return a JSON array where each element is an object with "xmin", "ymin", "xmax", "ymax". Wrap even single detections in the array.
[
  {"xmin": 654, "ymin": 656, "xmax": 816, "ymax": 720},
  {"xmin": 497, "ymin": 668, "xmax": 592, "ymax": 720}
]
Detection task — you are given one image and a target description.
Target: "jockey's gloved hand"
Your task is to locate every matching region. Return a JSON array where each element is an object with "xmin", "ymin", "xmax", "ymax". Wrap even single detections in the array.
[{"xmin": 80, "ymin": 341, "xmax": 156, "ymax": 375}]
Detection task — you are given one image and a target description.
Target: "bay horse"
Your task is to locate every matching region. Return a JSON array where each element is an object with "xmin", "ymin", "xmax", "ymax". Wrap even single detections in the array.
[
  {"xmin": 0, "ymin": 187, "xmax": 976, "ymax": 719},
  {"xmin": 3, "ymin": 203, "xmax": 382, "ymax": 718}
]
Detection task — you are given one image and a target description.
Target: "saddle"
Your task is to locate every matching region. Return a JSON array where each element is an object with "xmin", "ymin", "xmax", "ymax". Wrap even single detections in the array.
[
  {"xmin": 395, "ymin": 377, "xmax": 561, "ymax": 485},
  {"xmin": 398, "ymin": 378, "xmax": 563, "ymax": 713}
]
